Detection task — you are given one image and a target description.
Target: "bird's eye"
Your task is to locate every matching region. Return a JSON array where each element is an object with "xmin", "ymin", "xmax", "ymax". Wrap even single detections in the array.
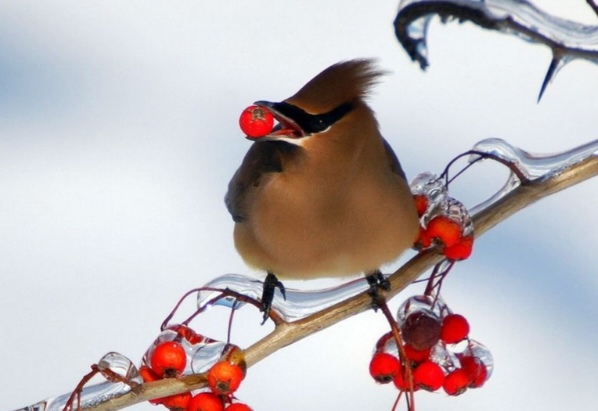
[{"xmin": 309, "ymin": 116, "xmax": 328, "ymax": 133}]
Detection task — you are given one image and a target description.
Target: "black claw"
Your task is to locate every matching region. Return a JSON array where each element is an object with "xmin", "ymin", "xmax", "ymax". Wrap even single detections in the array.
[
  {"xmin": 366, "ymin": 270, "xmax": 390, "ymax": 311},
  {"xmin": 260, "ymin": 272, "xmax": 286, "ymax": 324}
]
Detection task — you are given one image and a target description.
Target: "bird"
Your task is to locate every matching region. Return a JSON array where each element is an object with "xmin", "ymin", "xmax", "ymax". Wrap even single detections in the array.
[{"xmin": 225, "ymin": 59, "xmax": 420, "ymax": 320}]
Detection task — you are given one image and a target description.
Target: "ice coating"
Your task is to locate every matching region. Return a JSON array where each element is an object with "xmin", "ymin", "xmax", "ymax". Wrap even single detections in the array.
[
  {"xmin": 394, "ymin": 0, "xmax": 598, "ymax": 98},
  {"xmin": 13, "ymin": 353, "xmax": 140, "ymax": 411},
  {"xmin": 467, "ymin": 137, "xmax": 598, "ymax": 214},
  {"xmin": 142, "ymin": 325, "xmax": 228, "ymax": 375},
  {"xmin": 397, "ymin": 295, "xmax": 442, "ymax": 325},
  {"xmin": 198, "ymin": 273, "xmax": 372, "ymax": 322},
  {"xmin": 471, "ymin": 137, "xmax": 598, "ymax": 181},
  {"xmin": 410, "ymin": 172, "xmax": 448, "ymax": 223},
  {"xmin": 460, "ymin": 339, "xmax": 494, "ymax": 379}
]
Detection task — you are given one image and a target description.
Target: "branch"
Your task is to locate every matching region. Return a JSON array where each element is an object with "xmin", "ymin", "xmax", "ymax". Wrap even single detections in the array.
[
  {"xmin": 393, "ymin": 0, "xmax": 598, "ymax": 99},
  {"xmin": 85, "ymin": 144, "xmax": 598, "ymax": 411}
]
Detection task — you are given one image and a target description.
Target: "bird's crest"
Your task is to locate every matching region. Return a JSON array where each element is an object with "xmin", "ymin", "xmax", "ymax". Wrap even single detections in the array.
[{"xmin": 287, "ymin": 59, "xmax": 385, "ymax": 113}]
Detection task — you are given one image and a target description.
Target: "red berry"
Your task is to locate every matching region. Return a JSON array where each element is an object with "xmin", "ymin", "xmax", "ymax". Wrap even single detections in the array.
[
  {"xmin": 413, "ymin": 194, "xmax": 428, "ymax": 217},
  {"xmin": 425, "ymin": 215, "xmax": 462, "ymax": 248},
  {"xmin": 441, "ymin": 314, "xmax": 470, "ymax": 344},
  {"xmin": 139, "ymin": 365, "xmax": 164, "ymax": 405},
  {"xmin": 415, "ymin": 226, "xmax": 432, "ymax": 249},
  {"xmin": 472, "ymin": 364, "xmax": 488, "ymax": 388},
  {"xmin": 459, "ymin": 355, "xmax": 488, "ymax": 388},
  {"xmin": 401, "ymin": 311, "xmax": 441, "ymax": 351},
  {"xmin": 150, "ymin": 341, "xmax": 187, "ymax": 378},
  {"xmin": 393, "ymin": 367, "xmax": 418, "ymax": 392},
  {"xmin": 188, "ymin": 392, "xmax": 224, "ymax": 411},
  {"xmin": 443, "ymin": 236, "xmax": 474, "ymax": 260},
  {"xmin": 239, "ymin": 105, "xmax": 274, "ymax": 138},
  {"xmin": 443, "ymin": 369, "xmax": 470, "ymax": 396},
  {"xmin": 161, "ymin": 392, "xmax": 192, "ymax": 411},
  {"xmin": 224, "ymin": 403, "xmax": 253, "ymax": 411},
  {"xmin": 139, "ymin": 365, "xmax": 161, "ymax": 383},
  {"xmin": 369, "ymin": 352, "xmax": 401, "ymax": 384},
  {"xmin": 413, "ymin": 360, "xmax": 445, "ymax": 392},
  {"xmin": 208, "ymin": 361, "xmax": 245, "ymax": 395},
  {"xmin": 393, "ymin": 368, "xmax": 407, "ymax": 391},
  {"xmin": 403, "ymin": 344, "xmax": 431, "ymax": 363}
]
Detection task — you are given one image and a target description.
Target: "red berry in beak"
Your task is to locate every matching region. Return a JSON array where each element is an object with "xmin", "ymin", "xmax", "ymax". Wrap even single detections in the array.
[{"xmin": 239, "ymin": 105, "xmax": 274, "ymax": 138}]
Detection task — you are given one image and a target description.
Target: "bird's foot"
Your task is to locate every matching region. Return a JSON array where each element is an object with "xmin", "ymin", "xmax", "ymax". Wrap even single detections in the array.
[
  {"xmin": 260, "ymin": 272, "xmax": 286, "ymax": 324},
  {"xmin": 366, "ymin": 270, "xmax": 390, "ymax": 311}
]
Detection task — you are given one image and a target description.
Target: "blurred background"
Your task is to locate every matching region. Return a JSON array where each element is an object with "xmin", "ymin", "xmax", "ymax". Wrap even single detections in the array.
[{"xmin": 1, "ymin": 1, "xmax": 597, "ymax": 410}]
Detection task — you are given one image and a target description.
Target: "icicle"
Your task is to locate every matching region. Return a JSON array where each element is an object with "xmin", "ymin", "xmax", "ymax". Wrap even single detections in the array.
[{"xmin": 538, "ymin": 54, "xmax": 572, "ymax": 102}]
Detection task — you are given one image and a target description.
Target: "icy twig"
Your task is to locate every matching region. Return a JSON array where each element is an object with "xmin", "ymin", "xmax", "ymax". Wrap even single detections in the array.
[{"xmin": 393, "ymin": 0, "xmax": 598, "ymax": 99}]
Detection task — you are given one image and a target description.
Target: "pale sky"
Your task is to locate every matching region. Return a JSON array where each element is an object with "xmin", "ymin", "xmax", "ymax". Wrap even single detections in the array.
[{"xmin": 1, "ymin": 1, "xmax": 598, "ymax": 411}]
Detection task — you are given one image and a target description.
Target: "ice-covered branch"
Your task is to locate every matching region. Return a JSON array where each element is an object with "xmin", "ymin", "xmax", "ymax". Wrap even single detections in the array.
[
  {"xmin": 23, "ymin": 138, "xmax": 598, "ymax": 411},
  {"xmin": 394, "ymin": 0, "xmax": 598, "ymax": 99}
]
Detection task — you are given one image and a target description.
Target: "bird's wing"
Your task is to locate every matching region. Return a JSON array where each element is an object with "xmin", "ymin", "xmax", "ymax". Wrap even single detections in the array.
[
  {"xmin": 382, "ymin": 138, "xmax": 408, "ymax": 180},
  {"xmin": 225, "ymin": 140, "xmax": 299, "ymax": 222}
]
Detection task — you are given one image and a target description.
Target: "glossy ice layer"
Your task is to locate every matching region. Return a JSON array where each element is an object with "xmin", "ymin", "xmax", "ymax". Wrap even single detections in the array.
[
  {"xmin": 14, "ymin": 353, "xmax": 141, "ymax": 411},
  {"xmin": 468, "ymin": 137, "xmax": 598, "ymax": 214},
  {"xmin": 142, "ymin": 325, "xmax": 228, "ymax": 375},
  {"xmin": 394, "ymin": 0, "xmax": 598, "ymax": 98},
  {"xmin": 198, "ymin": 273, "xmax": 371, "ymax": 322}
]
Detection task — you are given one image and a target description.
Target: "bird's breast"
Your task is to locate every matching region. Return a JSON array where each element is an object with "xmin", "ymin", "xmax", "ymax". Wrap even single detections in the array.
[{"xmin": 233, "ymin": 163, "xmax": 419, "ymax": 279}]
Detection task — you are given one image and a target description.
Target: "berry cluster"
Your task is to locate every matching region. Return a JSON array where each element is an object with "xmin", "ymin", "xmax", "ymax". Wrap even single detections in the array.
[
  {"xmin": 140, "ymin": 324, "xmax": 253, "ymax": 411},
  {"xmin": 369, "ymin": 295, "xmax": 492, "ymax": 398},
  {"xmin": 238, "ymin": 105, "xmax": 274, "ymax": 138},
  {"xmin": 410, "ymin": 172, "xmax": 474, "ymax": 261}
]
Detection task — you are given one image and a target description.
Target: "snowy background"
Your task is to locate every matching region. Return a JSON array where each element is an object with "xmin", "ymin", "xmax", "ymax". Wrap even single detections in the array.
[{"xmin": 1, "ymin": 1, "xmax": 598, "ymax": 410}]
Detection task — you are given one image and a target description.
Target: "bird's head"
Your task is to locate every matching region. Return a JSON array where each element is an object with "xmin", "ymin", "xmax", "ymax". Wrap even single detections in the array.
[{"xmin": 253, "ymin": 59, "xmax": 384, "ymax": 144}]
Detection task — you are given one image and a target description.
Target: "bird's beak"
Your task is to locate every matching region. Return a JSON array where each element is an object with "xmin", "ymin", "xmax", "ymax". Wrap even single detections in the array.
[{"xmin": 253, "ymin": 101, "xmax": 308, "ymax": 140}]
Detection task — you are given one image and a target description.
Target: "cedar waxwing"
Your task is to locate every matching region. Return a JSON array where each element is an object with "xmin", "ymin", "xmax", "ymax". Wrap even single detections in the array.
[{"xmin": 225, "ymin": 59, "xmax": 419, "ymax": 317}]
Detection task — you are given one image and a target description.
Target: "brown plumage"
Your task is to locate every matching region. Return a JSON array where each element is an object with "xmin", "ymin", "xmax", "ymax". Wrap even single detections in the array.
[{"xmin": 226, "ymin": 59, "xmax": 419, "ymax": 281}]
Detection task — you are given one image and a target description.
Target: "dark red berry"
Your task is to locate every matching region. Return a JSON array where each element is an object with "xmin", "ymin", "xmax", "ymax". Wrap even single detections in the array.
[{"xmin": 401, "ymin": 311, "xmax": 442, "ymax": 351}]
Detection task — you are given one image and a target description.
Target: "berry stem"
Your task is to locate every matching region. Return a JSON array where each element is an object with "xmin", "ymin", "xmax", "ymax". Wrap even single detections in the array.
[
  {"xmin": 227, "ymin": 300, "xmax": 242, "ymax": 344},
  {"xmin": 439, "ymin": 150, "xmax": 530, "ymax": 187},
  {"xmin": 423, "ymin": 260, "xmax": 454, "ymax": 297},
  {"xmin": 377, "ymin": 301, "xmax": 416, "ymax": 411},
  {"xmin": 391, "ymin": 390, "xmax": 404, "ymax": 411}
]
